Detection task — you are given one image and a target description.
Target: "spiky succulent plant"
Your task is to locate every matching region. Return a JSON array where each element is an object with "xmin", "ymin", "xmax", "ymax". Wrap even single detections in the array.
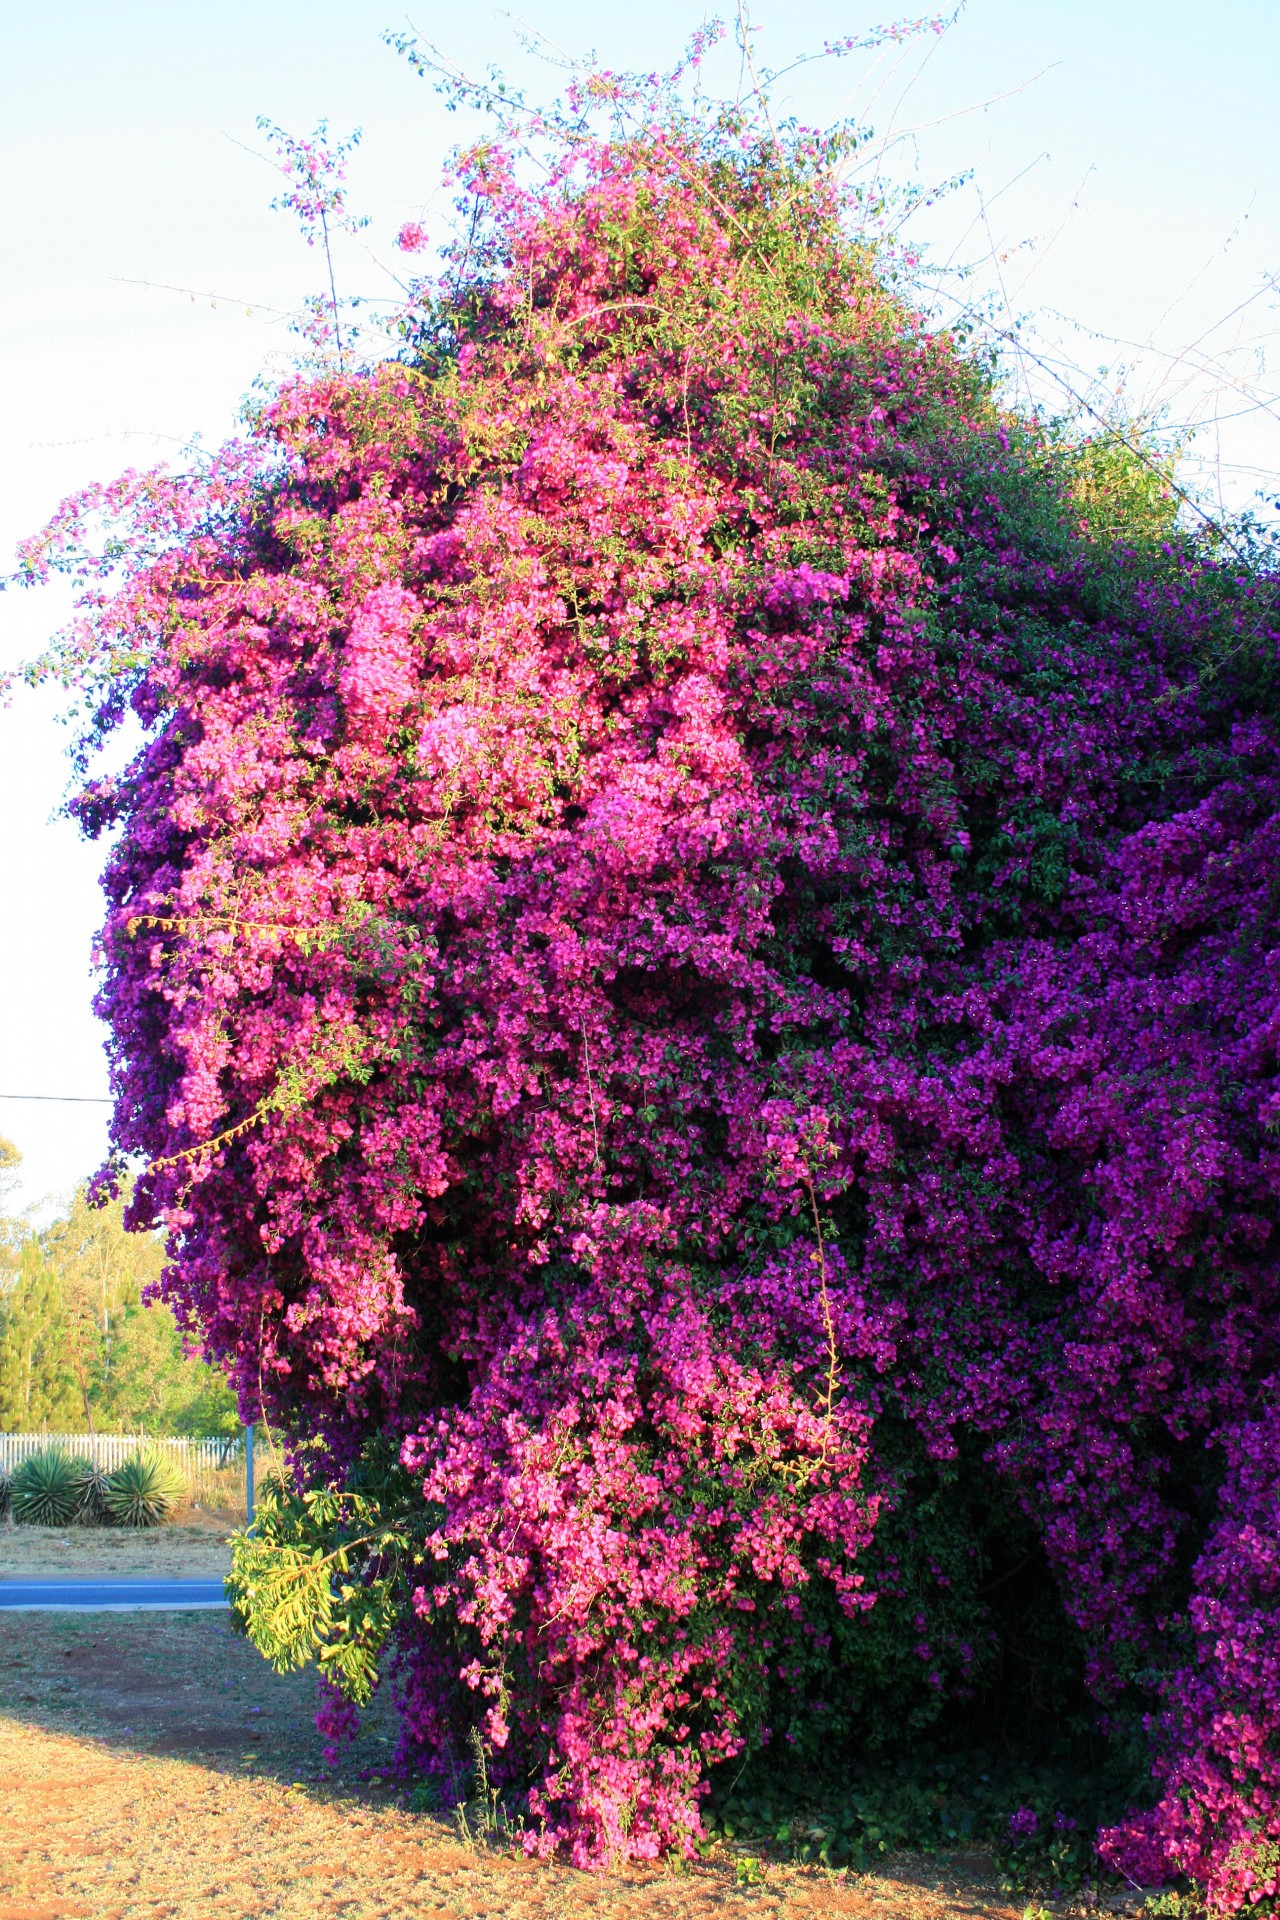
[
  {"xmin": 103, "ymin": 1452, "xmax": 187, "ymax": 1528},
  {"xmin": 11, "ymin": 1448, "xmax": 83, "ymax": 1527},
  {"xmin": 72, "ymin": 1458, "xmax": 112, "ymax": 1525}
]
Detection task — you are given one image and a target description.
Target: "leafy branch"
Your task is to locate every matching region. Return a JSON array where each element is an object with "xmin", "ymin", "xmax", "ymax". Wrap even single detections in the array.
[{"xmin": 227, "ymin": 1454, "xmax": 432, "ymax": 1705}]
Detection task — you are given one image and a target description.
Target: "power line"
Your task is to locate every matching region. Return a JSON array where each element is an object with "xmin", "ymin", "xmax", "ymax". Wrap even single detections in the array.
[{"xmin": 0, "ymin": 1094, "xmax": 112, "ymax": 1105}]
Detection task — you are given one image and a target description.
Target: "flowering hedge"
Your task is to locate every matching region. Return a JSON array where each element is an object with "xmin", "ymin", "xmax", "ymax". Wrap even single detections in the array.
[{"xmin": 19, "ymin": 77, "xmax": 1280, "ymax": 1903}]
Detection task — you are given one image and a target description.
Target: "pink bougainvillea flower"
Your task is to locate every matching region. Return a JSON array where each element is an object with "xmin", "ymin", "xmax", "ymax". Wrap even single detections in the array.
[{"xmin": 22, "ymin": 50, "xmax": 1280, "ymax": 1900}]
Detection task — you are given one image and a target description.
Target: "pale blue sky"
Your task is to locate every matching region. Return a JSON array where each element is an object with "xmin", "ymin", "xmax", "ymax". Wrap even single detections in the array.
[{"xmin": 1, "ymin": 0, "xmax": 1276, "ymax": 1210}]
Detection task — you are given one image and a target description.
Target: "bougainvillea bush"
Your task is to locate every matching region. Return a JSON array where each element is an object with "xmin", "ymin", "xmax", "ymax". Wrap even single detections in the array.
[{"xmin": 15, "ymin": 50, "xmax": 1280, "ymax": 1906}]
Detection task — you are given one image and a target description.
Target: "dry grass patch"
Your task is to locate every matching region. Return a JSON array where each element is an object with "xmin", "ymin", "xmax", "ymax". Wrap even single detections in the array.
[
  {"xmin": 0, "ymin": 1514, "xmax": 234, "ymax": 1580},
  {"xmin": 0, "ymin": 1614, "xmax": 1055, "ymax": 1920}
]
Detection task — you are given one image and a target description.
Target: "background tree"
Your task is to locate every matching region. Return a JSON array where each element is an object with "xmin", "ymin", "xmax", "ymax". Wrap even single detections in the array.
[
  {"xmin": 0, "ymin": 1133, "xmax": 27, "ymax": 1277},
  {"xmin": 0, "ymin": 1166, "xmax": 239, "ymax": 1435},
  {"xmin": 44, "ymin": 1186, "xmax": 240, "ymax": 1435},
  {"xmin": 0, "ymin": 1236, "xmax": 77, "ymax": 1429}
]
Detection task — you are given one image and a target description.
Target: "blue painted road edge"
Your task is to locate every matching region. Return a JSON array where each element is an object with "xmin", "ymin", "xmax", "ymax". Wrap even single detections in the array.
[{"xmin": 0, "ymin": 1579, "xmax": 229, "ymax": 1610}]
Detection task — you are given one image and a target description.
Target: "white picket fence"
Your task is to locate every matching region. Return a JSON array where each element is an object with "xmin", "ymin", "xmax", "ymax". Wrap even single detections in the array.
[{"xmin": 0, "ymin": 1431, "xmax": 249, "ymax": 1507}]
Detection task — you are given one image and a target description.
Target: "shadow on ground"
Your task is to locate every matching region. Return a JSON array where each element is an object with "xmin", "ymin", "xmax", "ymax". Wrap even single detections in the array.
[
  {"xmin": 0, "ymin": 1611, "xmax": 400, "ymax": 1794},
  {"xmin": 0, "ymin": 1614, "xmax": 1090, "ymax": 1920}
]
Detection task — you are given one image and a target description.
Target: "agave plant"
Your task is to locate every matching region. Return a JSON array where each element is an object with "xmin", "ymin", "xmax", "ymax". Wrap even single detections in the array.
[
  {"xmin": 103, "ymin": 1451, "xmax": 187, "ymax": 1528},
  {"xmin": 11, "ymin": 1448, "xmax": 82, "ymax": 1526},
  {"xmin": 72, "ymin": 1458, "xmax": 112, "ymax": 1525}
]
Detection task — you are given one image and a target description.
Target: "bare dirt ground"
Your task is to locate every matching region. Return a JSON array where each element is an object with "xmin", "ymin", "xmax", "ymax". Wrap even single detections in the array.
[
  {"xmin": 0, "ymin": 1613, "xmax": 1068, "ymax": 1920},
  {"xmin": 0, "ymin": 1514, "xmax": 234, "ymax": 1580}
]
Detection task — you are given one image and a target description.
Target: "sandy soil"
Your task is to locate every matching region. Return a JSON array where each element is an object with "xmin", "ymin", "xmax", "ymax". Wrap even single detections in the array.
[
  {"xmin": 0, "ymin": 1514, "xmax": 234, "ymax": 1579},
  {"xmin": 0, "ymin": 1613, "xmax": 1096, "ymax": 1920}
]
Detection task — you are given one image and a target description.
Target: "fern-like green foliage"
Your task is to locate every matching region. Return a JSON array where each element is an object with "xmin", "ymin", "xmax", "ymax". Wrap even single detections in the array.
[
  {"xmin": 11, "ymin": 1447, "xmax": 83, "ymax": 1526},
  {"xmin": 227, "ymin": 1446, "xmax": 430, "ymax": 1707},
  {"xmin": 102, "ymin": 1450, "xmax": 186, "ymax": 1526}
]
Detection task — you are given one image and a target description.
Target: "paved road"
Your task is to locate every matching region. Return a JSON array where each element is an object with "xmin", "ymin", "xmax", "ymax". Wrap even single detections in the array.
[{"xmin": 0, "ymin": 1579, "xmax": 228, "ymax": 1610}]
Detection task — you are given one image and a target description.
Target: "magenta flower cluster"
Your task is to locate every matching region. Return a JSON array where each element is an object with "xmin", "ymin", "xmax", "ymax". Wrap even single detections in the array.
[{"xmin": 25, "ymin": 109, "xmax": 1280, "ymax": 1901}]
